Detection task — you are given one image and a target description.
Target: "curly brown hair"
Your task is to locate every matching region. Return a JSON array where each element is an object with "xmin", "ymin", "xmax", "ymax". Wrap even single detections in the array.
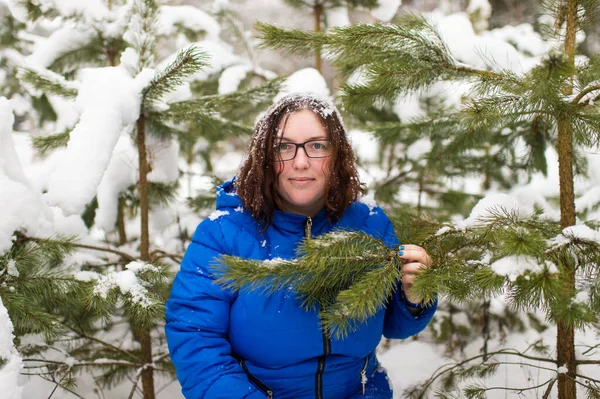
[{"xmin": 235, "ymin": 93, "xmax": 364, "ymax": 228}]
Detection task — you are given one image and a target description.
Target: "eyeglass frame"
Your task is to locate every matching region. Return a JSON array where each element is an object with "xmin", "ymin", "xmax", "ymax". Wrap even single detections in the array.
[{"xmin": 273, "ymin": 139, "xmax": 333, "ymax": 161}]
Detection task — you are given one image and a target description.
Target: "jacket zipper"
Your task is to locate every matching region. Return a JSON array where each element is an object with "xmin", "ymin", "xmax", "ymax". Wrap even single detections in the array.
[
  {"xmin": 360, "ymin": 356, "xmax": 369, "ymax": 395},
  {"xmin": 306, "ymin": 216, "xmax": 331, "ymax": 399},
  {"xmin": 240, "ymin": 359, "xmax": 274, "ymax": 399},
  {"xmin": 305, "ymin": 216, "xmax": 312, "ymax": 239}
]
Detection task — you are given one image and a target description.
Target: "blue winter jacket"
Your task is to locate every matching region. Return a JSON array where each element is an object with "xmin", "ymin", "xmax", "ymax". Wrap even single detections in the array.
[{"xmin": 165, "ymin": 179, "xmax": 437, "ymax": 399}]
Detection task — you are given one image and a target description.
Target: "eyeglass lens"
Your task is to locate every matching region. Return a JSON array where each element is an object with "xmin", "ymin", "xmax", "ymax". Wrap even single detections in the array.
[{"xmin": 275, "ymin": 139, "xmax": 332, "ymax": 161}]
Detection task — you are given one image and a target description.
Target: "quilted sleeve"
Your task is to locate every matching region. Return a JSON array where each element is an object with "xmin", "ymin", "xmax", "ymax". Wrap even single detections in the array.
[{"xmin": 165, "ymin": 219, "xmax": 265, "ymax": 399}]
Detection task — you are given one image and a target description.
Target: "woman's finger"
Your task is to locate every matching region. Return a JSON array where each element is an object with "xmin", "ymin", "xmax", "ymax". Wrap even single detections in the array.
[{"xmin": 398, "ymin": 245, "xmax": 432, "ymax": 266}]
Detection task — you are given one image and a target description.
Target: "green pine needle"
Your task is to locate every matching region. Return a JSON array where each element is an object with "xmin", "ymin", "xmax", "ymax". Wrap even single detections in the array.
[
  {"xmin": 31, "ymin": 130, "xmax": 71, "ymax": 156},
  {"xmin": 143, "ymin": 46, "xmax": 210, "ymax": 106},
  {"xmin": 19, "ymin": 67, "xmax": 78, "ymax": 99},
  {"xmin": 217, "ymin": 231, "xmax": 400, "ymax": 338}
]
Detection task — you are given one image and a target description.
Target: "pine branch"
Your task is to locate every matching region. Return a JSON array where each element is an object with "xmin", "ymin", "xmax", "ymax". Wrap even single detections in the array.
[
  {"xmin": 172, "ymin": 77, "xmax": 284, "ymax": 115},
  {"xmin": 143, "ymin": 46, "xmax": 210, "ymax": 106},
  {"xmin": 18, "ymin": 67, "xmax": 78, "ymax": 98},
  {"xmin": 255, "ymin": 22, "xmax": 327, "ymax": 57},
  {"xmin": 31, "ymin": 130, "xmax": 71, "ymax": 156},
  {"xmin": 217, "ymin": 231, "xmax": 402, "ymax": 337},
  {"xmin": 47, "ymin": 34, "xmax": 106, "ymax": 73},
  {"xmin": 571, "ymin": 84, "xmax": 600, "ymax": 104}
]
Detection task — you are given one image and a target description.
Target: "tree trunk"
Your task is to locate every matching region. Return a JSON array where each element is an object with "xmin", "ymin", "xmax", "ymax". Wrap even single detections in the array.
[
  {"xmin": 117, "ymin": 196, "xmax": 127, "ymax": 246},
  {"xmin": 314, "ymin": 2, "xmax": 323, "ymax": 73},
  {"xmin": 136, "ymin": 115, "xmax": 155, "ymax": 399},
  {"xmin": 556, "ymin": 0, "xmax": 577, "ymax": 398}
]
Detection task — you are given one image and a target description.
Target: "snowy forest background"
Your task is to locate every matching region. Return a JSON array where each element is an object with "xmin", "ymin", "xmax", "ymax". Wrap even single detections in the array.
[{"xmin": 1, "ymin": 0, "xmax": 600, "ymax": 398}]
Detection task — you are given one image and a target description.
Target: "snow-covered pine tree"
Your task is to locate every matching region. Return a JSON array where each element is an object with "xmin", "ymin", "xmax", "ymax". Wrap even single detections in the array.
[
  {"xmin": 277, "ymin": 0, "xmax": 380, "ymax": 72},
  {"xmin": 258, "ymin": 1, "xmax": 553, "ymax": 358},
  {"xmin": 220, "ymin": 1, "xmax": 600, "ymax": 397},
  {"xmin": 1, "ymin": 0, "xmax": 281, "ymax": 397}
]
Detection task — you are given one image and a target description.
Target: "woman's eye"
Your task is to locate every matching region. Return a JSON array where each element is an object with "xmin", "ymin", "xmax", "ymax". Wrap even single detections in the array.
[
  {"xmin": 278, "ymin": 143, "xmax": 290, "ymax": 151},
  {"xmin": 312, "ymin": 143, "xmax": 323, "ymax": 149}
]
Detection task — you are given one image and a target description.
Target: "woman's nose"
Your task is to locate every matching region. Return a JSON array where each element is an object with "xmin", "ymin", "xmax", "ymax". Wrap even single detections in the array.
[{"xmin": 293, "ymin": 147, "xmax": 310, "ymax": 168}]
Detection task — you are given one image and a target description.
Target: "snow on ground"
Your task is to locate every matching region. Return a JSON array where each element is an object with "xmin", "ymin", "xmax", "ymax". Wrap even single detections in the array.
[{"xmin": 381, "ymin": 323, "xmax": 600, "ymax": 398}]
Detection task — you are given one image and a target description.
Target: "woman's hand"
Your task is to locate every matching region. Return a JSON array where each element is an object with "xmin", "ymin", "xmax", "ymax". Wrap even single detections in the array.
[{"xmin": 397, "ymin": 244, "xmax": 432, "ymax": 305}]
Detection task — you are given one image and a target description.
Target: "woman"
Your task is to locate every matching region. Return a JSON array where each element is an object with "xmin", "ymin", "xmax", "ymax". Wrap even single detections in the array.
[{"xmin": 165, "ymin": 93, "xmax": 436, "ymax": 399}]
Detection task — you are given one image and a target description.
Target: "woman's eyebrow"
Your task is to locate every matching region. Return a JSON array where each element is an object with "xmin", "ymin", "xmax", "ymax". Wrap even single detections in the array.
[{"xmin": 279, "ymin": 136, "xmax": 328, "ymax": 142}]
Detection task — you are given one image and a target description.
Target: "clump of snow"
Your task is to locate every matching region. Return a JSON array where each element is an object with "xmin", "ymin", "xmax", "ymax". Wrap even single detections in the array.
[
  {"xmin": 94, "ymin": 135, "xmax": 138, "ymax": 231},
  {"xmin": 159, "ymin": 5, "xmax": 221, "ymax": 40},
  {"xmin": 359, "ymin": 193, "xmax": 378, "ymax": 213},
  {"xmin": 371, "ymin": 0, "xmax": 401, "ymax": 22},
  {"xmin": 147, "ymin": 137, "xmax": 180, "ymax": 184},
  {"xmin": 45, "ymin": 67, "xmax": 143, "ymax": 215},
  {"xmin": 25, "ymin": 27, "xmax": 95, "ymax": 68},
  {"xmin": 208, "ymin": 210, "xmax": 229, "ymax": 221},
  {"xmin": 456, "ymin": 193, "xmax": 522, "ymax": 229},
  {"xmin": 547, "ymin": 225, "xmax": 600, "ymax": 249},
  {"xmin": 557, "ymin": 364, "xmax": 569, "ymax": 374},
  {"xmin": 490, "ymin": 256, "xmax": 558, "ymax": 282},
  {"xmin": 466, "ymin": 0, "xmax": 491, "ymax": 31},
  {"xmin": 0, "ymin": 98, "xmax": 53, "ymax": 253},
  {"xmin": 274, "ymin": 68, "xmax": 330, "ymax": 102},
  {"xmin": 0, "ymin": 297, "xmax": 24, "ymax": 399},
  {"xmin": 573, "ymin": 290, "xmax": 589, "ymax": 305},
  {"xmin": 325, "ymin": 7, "xmax": 350, "ymax": 29},
  {"xmin": 349, "ymin": 130, "xmax": 379, "ymax": 163},
  {"xmin": 218, "ymin": 64, "xmax": 252, "ymax": 95},
  {"xmin": 74, "ymin": 271, "xmax": 100, "ymax": 282},
  {"xmin": 93, "ymin": 267, "xmax": 153, "ymax": 308},
  {"xmin": 406, "ymin": 138, "xmax": 432, "ymax": 161},
  {"xmin": 6, "ymin": 259, "xmax": 18, "ymax": 278},
  {"xmin": 126, "ymin": 260, "xmax": 159, "ymax": 273},
  {"xmin": 427, "ymin": 11, "xmax": 526, "ymax": 73},
  {"xmin": 487, "ymin": 23, "xmax": 550, "ymax": 57},
  {"xmin": 393, "ymin": 93, "xmax": 424, "ymax": 121}
]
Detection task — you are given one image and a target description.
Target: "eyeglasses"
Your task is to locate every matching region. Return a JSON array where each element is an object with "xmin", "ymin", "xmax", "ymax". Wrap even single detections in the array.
[{"xmin": 274, "ymin": 139, "xmax": 333, "ymax": 161}]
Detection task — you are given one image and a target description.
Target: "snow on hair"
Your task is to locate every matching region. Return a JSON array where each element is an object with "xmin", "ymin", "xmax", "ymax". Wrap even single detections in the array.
[{"xmin": 235, "ymin": 93, "xmax": 364, "ymax": 228}]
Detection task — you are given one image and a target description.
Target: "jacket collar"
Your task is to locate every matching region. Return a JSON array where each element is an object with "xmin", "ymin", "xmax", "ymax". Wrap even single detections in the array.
[{"xmin": 216, "ymin": 178, "xmax": 331, "ymax": 236}]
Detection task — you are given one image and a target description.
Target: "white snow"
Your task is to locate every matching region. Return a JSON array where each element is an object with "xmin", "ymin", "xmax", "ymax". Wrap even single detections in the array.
[
  {"xmin": 208, "ymin": 210, "xmax": 229, "ymax": 221},
  {"xmin": 406, "ymin": 138, "xmax": 432, "ymax": 161},
  {"xmin": 218, "ymin": 64, "xmax": 252, "ymax": 95},
  {"xmin": 557, "ymin": 364, "xmax": 568, "ymax": 374},
  {"xmin": 370, "ymin": 0, "xmax": 401, "ymax": 23},
  {"xmin": 25, "ymin": 27, "xmax": 95, "ymax": 68},
  {"xmin": 427, "ymin": 11, "xmax": 526, "ymax": 73},
  {"xmin": 349, "ymin": 130, "xmax": 379, "ymax": 163},
  {"xmin": 456, "ymin": 193, "xmax": 522, "ymax": 229},
  {"xmin": 6, "ymin": 259, "xmax": 18, "ymax": 278},
  {"xmin": 466, "ymin": 0, "xmax": 491, "ymax": 31},
  {"xmin": 0, "ymin": 297, "xmax": 24, "ymax": 399},
  {"xmin": 126, "ymin": 260, "xmax": 159, "ymax": 273},
  {"xmin": 94, "ymin": 135, "xmax": 138, "ymax": 231},
  {"xmin": 547, "ymin": 224, "xmax": 600, "ymax": 249},
  {"xmin": 325, "ymin": 7, "xmax": 350, "ymax": 29},
  {"xmin": 159, "ymin": 5, "xmax": 221, "ymax": 40},
  {"xmin": 274, "ymin": 68, "xmax": 330, "ymax": 102},
  {"xmin": 490, "ymin": 256, "xmax": 558, "ymax": 282},
  {"xmin": 0, "ymin": 98, "xmax": 53, "ymax": 253},
  {"xmin": 93, "ymin": 268, "xmax": 153, "ymax": 308},
  {"xmin": 147, "ymin": 137, "xmax": 180, "ymax": 184},
  {"xmin": 45, "ymin": 67, "xmax": 143, "ymax": 215}
]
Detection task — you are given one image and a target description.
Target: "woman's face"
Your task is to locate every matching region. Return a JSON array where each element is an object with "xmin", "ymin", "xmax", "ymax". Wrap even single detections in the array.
[{"xmin": 274, "ymin": 109, "xmax": 332, "ymax": 217}]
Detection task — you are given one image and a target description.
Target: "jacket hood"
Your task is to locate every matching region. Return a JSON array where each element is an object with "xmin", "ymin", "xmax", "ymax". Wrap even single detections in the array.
[{"xmin": 215, "ymin": 178, "xmax": 244, "ymax": 210}]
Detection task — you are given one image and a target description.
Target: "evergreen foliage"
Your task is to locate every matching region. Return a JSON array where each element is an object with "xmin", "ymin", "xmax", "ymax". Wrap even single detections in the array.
[
  {"xmin": 218, "ymin": 231, "xmax": 433, "ymax": 339},
  {"xmin": 252, "ymin": 3, "xmax": 600, "ymax": 397}
]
